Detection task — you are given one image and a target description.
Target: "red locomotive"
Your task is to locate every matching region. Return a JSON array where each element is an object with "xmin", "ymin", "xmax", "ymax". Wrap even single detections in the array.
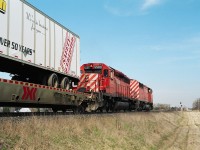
[
  {"xmin": 130, "ymin": 79, "xmax": 153, "ymax": 110},
  {"xmin": 77, "ymin": 63, "xmax": 153, "ymax": 112}
]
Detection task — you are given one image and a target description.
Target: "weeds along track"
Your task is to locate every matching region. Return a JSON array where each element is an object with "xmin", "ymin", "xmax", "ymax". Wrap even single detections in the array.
[
  {"xmin": 0, "ymin": 111, "xmax": 179, "ymax": 150},
  {"xmin": 1, "ymin": 111, "xmax": 200, "ymax": 150}
]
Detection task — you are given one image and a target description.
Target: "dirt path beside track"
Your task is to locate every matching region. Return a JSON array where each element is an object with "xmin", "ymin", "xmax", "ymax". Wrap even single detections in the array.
[{"xmin": 157, "ymin": 112, "xmax": 200, "ymax": 150}]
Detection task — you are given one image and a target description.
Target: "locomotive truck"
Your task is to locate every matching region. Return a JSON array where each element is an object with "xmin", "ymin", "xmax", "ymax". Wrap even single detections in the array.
[{"xmin": 0, "ymin": 0, "xmax": 80, "ymax": 89}]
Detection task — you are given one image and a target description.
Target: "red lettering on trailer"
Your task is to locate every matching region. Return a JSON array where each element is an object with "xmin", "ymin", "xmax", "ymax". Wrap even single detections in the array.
[
  {"xmin": 22, "ymin": 86, "xmax": 37, "ymax": 100},
  {"xmin": 60, "ymin": 32, "xmax": 76, "ymax": 73}
]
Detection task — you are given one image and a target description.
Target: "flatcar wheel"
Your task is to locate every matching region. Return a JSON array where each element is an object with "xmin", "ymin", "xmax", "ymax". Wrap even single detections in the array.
[
  {"xmin": 60, "ymin": 77, "xmax": 70, "ymax": 90},
  {"xmin": 48, "ymin": 73, "xmax": 59, "ymax": 88},
  {"xmin": 62, "ymin": 109, "xmax": 67, "ymax": 113}
]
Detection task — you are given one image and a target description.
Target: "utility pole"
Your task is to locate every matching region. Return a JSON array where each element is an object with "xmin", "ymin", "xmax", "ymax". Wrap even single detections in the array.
[{"xmin": 180, "ymin": 102, "xmax": 182, "ymax": 111}]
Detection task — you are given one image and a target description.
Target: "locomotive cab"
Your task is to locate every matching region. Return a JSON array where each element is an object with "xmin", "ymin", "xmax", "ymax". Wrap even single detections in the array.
[{"xmin": 77, "ymin": 63, "xmax": 111, "ymax": 93}]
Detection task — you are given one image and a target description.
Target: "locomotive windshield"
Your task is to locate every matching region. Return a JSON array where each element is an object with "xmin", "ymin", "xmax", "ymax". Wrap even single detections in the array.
[
  {"xmin": 84, "ymin": 69, "xmax": 102, "ymax": 73},
  {"xmin": 84, "ymin": 65, "xmax": 102, "ymax": 73}
]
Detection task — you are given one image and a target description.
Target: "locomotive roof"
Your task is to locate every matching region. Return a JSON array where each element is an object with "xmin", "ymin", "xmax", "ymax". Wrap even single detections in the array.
[
  {"xmin": 81, "ymin": 63, "xmax": 130, "ymax": 80},
  {"xmin": 81, "ymin": 63, "xmax": 151, "ymax": 88},
  {"xmin": 110, "ymin": 67, "xmax": 130, "ymax": 81}
]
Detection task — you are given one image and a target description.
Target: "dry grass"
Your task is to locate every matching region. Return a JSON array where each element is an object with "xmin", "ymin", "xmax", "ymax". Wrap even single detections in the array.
[{"xmin": 0, "ymin": 112, "xmax": 183, "ymax": 150}]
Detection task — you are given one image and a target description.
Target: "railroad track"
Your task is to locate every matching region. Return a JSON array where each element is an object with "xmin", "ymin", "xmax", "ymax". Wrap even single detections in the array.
[
  {"xmin": 0, "ymin": 112, "xmax": 74, "ymax": 118},
  {"xmin": 0, "ymin": 110, "xmax": 165, "ymax": 118}
]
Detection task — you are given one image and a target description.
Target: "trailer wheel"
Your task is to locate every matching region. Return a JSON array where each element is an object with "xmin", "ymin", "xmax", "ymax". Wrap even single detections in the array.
[
  {"xmin": 48, "ymin": 73, "xmax": 59, "ymax": 88},
  {"xmin": 60, "ymin": 77, "xmax": 70, "ymax": 90},
  {"xmin": 12, "ymin": 75, "xmax": 27, "ymax": 82}
]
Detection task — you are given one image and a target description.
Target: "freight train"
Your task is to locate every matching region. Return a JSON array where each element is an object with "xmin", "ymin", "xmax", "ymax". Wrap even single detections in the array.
[
  {"xmin": 0, "ymin": 63, "xmax": 153, "ymax": 112},
  {"xmin": 0, "ymin": 0, "xmax": 153, "ymax": 112}
]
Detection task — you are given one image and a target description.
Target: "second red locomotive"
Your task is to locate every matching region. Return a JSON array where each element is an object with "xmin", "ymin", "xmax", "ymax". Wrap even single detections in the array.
[{"xmin": 77, "ymin": 63, "xmax": 153, "ymax": 112}]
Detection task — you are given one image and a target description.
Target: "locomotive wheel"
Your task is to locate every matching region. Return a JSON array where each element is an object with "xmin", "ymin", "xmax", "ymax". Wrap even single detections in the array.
[
  {"xmin": 60, "ymin": 77, "xmax": 70, "ymax": 90},
  {"xmin": 48, "ymin": 73, "xmax": 59, "ymax": 88},
  {"xmin": 99, "ymin": 108, "xmax": 103, "ymax": 113}
]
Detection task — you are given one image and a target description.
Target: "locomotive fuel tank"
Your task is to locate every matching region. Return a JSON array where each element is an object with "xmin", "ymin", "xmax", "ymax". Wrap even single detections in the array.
[{"xmin": 114, "ymin": 102, "xmax": 129, "ymax": 110}]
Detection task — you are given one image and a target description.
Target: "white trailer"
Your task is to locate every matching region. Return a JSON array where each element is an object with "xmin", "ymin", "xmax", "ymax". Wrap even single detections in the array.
[{"xmin": 0, "ymin": 0, "xmax": 80, "ymax": 89}]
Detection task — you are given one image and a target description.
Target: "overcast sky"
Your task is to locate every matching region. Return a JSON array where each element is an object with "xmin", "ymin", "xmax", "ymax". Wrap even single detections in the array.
[{"xmin": 1, "ymin": 0, "xmax": 199, "ymax": 107}]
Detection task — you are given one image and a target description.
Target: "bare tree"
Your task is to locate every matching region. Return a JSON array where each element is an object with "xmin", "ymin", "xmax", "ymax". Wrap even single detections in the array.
[{"xmin": 192, "ymin": 98, "xmax": 200, "ymax": 110}]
